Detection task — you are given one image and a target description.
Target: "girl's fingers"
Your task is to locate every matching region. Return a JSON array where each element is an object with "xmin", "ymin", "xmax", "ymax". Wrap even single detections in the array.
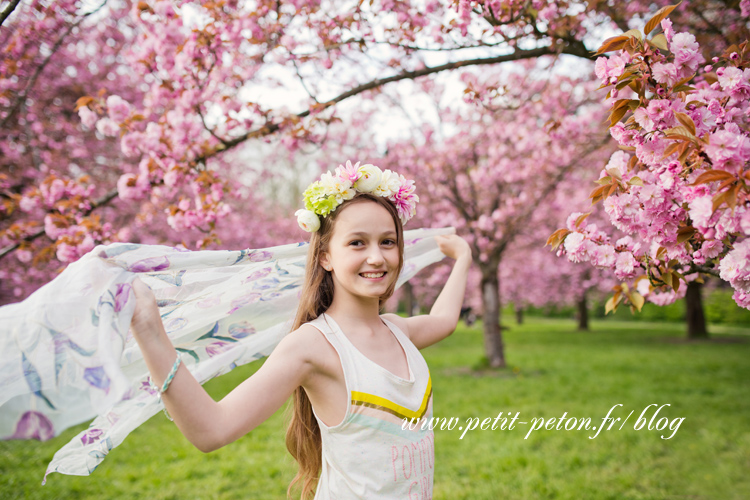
[{"xmin": 131, "ymin": 277, "xmax": 156, "ymax": 303}]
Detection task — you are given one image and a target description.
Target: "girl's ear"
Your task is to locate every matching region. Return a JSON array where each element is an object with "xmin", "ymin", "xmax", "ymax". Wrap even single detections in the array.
[{"xmin": 319, "ymin": 251, "xmax": 331, "ymax": 272}]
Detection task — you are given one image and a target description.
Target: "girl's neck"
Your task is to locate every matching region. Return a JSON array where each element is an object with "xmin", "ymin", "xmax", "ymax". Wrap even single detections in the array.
[{"xmin": 324, "ymin": 296, "xmax": 384, "ymax": 335}]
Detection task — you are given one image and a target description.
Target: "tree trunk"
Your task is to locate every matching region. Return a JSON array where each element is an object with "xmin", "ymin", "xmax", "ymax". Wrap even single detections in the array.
[
  {"xmin": 577, "ymin": 290, "xmax": 589, "ymax": 331},
  {"xmin": 686, "ymin": 281, "xmax": 708, "ymax": 339},
  {"xmin": 480, "ymin": 269, "xmax": 506, "ymax": 368},
  {"xmin": 515, "ymin": 303, "xmax": 524, "ymax": 325},
  {"xmin": 402, "ymin": 281, "xmax": 416, "ymax": 317}
]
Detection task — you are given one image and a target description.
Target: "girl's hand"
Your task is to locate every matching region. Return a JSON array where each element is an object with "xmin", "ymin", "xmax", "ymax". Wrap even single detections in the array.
[
  {"xmin": 434, "ymin": 234, "xmax": 472, "ymax": 261},
  {"xmin": 129, "ymin": 277, "xmax": 163, "ymax": 338}
]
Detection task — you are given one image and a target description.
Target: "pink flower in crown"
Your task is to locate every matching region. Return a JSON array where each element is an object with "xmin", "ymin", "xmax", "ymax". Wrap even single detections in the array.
[
  {"xmin": 389, "ymin": 175, "xmax": 419, "ymax": 225},
  {"xmin": 335, "ymin": 160, "xmax": 362, "ymax": 184}
]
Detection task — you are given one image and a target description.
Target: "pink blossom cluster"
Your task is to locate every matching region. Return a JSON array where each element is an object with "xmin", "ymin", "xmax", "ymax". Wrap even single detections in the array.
[
  {"xmin": 719, "ymin": 239, "xmax": 750, "ymax": 308},
  {"xmin": 4, "ymin": 0, "xmax": 749, "ymax": 308},
  {"xmin": 559, "ymin": 18, "xmax": 750, "ymax": 308},
  {"xmin": 595, "ymin": 53, "xmax": 629, "ymax": 84}
]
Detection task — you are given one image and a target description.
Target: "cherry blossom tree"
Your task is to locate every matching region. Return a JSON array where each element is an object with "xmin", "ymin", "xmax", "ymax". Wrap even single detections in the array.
[
  {"xmin": 549, "ymin": 4, "xmax": 750, "ymax": 339},
  {"xmin": 376, "ymin": 65, "xmax": 611, "ymax": 367},
  {"xmin": 2, "ymin": 0, "xmax": 747, "ymax": 315}
]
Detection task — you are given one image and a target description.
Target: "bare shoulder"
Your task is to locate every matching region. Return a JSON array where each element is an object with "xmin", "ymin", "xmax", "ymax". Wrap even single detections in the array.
[
  {"xmin": 277, "ymin": 323, "xmax": 327, "ymax": 359},
  {"xmin": 276, "ymin": 322, "xmax": 339, "ymax": 378},
  {"xmin": 381, "ymin": 313, "xmax": 411, "ymax": 339}
]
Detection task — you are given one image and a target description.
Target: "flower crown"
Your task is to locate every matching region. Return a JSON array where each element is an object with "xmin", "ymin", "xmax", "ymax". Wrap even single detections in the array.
[{"xmin": 294, "ymin": 161, "xmax": 419, "ymax": 233}]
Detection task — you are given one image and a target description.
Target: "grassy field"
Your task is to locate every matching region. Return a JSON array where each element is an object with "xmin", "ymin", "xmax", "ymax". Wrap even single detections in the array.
[{"xmin": 2, "ymin": 317, "xmax": 749, "ymax": 499}]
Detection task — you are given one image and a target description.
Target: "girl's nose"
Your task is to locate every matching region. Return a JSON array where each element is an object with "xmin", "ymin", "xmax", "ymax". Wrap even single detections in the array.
[{"xmin": 367, "ymin": 248, "xmax": 385, "ymax": 265}]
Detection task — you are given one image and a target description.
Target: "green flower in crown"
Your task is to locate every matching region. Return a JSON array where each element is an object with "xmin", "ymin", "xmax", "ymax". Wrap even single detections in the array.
[{"xmin": 294, "ymin": 161, "xmax": 419, "ymax": 233}]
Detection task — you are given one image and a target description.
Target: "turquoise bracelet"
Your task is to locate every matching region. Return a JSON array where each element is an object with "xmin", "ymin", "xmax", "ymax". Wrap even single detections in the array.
[
  {"xmin": 154, "ymin": 355, "xmax": 181, "ymax": 422},
  {"xmin": 161, "ymin": 355, "xmax": 182, "ymax": 393}
]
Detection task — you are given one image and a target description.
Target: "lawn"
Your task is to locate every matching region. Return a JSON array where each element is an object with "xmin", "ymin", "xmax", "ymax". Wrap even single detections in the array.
[{"xmin": 2, "ymin": 317, "xmax": 749, "ymax": 499}]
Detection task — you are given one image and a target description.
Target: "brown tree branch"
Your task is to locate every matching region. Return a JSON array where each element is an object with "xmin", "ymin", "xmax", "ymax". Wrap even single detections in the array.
[
  {"xmin": 195, "ymin": 43, "xmax": 592, "ymax": 164},
  {"xmin": 0, "ymin": 0, "xmax": 22, "ymax": 27},
  {"xmin": 686, "ymin": 264, "xmax": 721, "ymax": 278},
  {"xmin": 0, "ymin": 42, "xmax": 594, "ymax": 262}
]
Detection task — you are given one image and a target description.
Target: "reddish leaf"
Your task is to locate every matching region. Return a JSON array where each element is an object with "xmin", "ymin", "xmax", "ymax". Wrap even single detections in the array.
[
  {"xmin": 674, "ymin": 112, "xmax": 696, "ymax": 136},
  {"xmin": 676, "ymin": 226, "xmax": 696, "ymax": 243},
  {"xmin": 609, "ymin": 105, "xmax": 629, "ymax": 127},
  {"xmin": 575, "ymin": 212, "xmax": 592, "ymax": 229},
  {"xmin": 596, "ymin": 35, "xmax": 630, "ymax": 55},
  {"xmin": 546, "ymin": 228, "xmax": 571, "ymax": 250},
  {"xmin": 644, "ymin": 2, "xmax": 682, "ymax": 35},
  {"xmin": 662, "ymin": 141, "xmax": 683, "ymax": 159},
  {"xmin": 74, "ymin": 96, "xmax": 95, "ymax": 111},
  {"xmin": 691, "ymin": 170, "xmax": 736, "ymax": 185},
  {"xmin": 664, "ymin": 126, "xmax": 698, "ymax": 143},
  {"xmin": 589, "ymin": 184, "xmax": 609, "ymax": 204}
]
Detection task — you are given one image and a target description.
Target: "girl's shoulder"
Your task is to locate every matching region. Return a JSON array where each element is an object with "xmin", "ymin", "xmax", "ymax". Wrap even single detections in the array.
[
  {"xmin": 285, "ymin": 321, "xmax": 328, "ymax": 351},
  {"xmin": 281, "ymin": 320, "xmax": 340, "ymax": 375}
]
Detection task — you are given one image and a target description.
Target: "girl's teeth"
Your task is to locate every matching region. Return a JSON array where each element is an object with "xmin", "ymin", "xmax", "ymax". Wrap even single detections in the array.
[{"xmin": 362, "ymin": 272, "xmax": 385, "ymax": 278}]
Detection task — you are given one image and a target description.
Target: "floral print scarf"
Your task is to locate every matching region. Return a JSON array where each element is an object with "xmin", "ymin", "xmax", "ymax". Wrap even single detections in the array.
[{"xmin": 0, "ymin": 226, "xmax": 453, "ymax": 483}]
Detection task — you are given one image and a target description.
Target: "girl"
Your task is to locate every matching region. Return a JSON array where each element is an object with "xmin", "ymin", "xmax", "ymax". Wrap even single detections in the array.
[{"xmin": 129, "ymin": 162, "xmax": 472, "ymax": 499}]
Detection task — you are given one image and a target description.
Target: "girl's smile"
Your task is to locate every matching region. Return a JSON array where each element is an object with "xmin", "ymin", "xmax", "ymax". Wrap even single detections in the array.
[{"xmin": 359, "ymin": 271, "xmax": 387, "ymax": 281}]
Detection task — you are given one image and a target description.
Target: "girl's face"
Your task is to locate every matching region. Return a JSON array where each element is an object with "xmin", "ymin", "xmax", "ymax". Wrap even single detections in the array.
[{"xmin": 320, "ymin": 201, "xmax": 400, "ymax": 301}]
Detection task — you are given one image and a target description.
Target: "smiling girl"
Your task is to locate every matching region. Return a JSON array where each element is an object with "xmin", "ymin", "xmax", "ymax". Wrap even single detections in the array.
[{"xmin": 129, "ymin": 161, "xmax": 472, "ymax": 499}]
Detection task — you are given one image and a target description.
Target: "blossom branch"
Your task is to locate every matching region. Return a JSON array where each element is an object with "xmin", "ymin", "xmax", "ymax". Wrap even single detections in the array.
[
  {"xmin": 0, "ymin": 0, "xmax": 22, "ymax": 27},
  {"xmin": 197, "ymin": 45, "xmax": 588, "ymax": 164},
  {"xmin": 0, "ymin": 0, "xmax": 108, "ymax": 130},
  {"xmin": 0, "ymin": 187, "xmax": 118, "ymax": 261}
]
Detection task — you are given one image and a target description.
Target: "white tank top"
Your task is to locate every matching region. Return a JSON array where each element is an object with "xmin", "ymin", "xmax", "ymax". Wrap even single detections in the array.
[{"xmin": 306, "ymin": 312, "xmax": 434, "ymax": 500}]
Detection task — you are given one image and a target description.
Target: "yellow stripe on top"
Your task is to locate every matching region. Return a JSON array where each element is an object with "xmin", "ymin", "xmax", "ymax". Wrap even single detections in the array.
[{"xmin": 350, "ymin": 375, "xmax": 432, "ymax": 421}]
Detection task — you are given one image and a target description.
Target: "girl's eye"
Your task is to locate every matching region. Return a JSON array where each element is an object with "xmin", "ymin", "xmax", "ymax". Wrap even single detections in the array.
[{"xmin": 349, "ymin": 239, "xmax": 396, "ymax": 246}]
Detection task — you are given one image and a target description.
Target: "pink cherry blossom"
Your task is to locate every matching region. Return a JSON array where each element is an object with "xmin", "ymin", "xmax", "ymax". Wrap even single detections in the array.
[
  {"xmin": 78, "ymin": 107, "xmax": 98, "ymax": 129},
  {"xmin": 106, "ymin": 95, "xmax": 131, "ymax": 123}
]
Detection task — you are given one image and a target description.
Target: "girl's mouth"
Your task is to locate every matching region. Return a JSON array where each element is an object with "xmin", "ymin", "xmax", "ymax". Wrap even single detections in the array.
[{"xmin": 360, "ymin": 271, "xmax": 387, "ymax": 281}]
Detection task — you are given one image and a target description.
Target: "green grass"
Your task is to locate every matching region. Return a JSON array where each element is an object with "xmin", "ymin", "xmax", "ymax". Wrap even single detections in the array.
[{"xmin": 2, "ymin": 318, "xmax": 749, "ymax": 499}]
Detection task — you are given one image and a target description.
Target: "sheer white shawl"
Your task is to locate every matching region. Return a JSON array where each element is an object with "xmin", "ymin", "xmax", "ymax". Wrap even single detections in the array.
[{"xmin": 0, "ymin": 227, "xmax": 454, "ymax": 482}]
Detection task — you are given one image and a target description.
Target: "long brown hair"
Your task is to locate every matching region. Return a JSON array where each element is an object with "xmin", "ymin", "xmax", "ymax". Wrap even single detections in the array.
[{"xmin": 285, "ymin": 193, "xmax": 405, "ymax": 500}]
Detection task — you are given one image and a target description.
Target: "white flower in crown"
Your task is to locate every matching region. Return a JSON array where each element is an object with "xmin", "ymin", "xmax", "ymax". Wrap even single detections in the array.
[
  {"xmin": 320, "ymin": 170, "xmax": 356, "ymax": 204},
  {"xmin": 295, "ymin": 209, "xmax": 320, "ymax": 232},
  {"xmin": 353, "ymin": 163, "xmax": 382, "ymax": 193},
  {"xmin": 373, "ymin": 169, "xmax": 401, "ymax": 198}
]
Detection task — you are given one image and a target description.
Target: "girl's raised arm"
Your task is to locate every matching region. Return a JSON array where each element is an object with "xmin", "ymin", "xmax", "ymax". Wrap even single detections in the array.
[
  {"xmin": 129, "ymin": 278, "xmax": 316, "ymax": 453},
  {"xmin": 392, "ymin": 234, "xmax": 473, "ymax": 349}
]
